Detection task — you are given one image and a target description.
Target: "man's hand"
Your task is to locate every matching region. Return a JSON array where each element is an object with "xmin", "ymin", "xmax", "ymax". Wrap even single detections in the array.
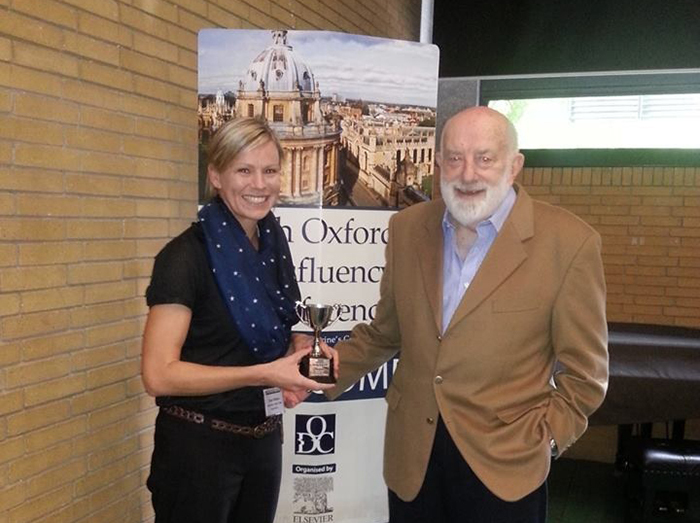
[{"xmin": 283, "ymin": 388, "xmax": 311, "ymax": 408}]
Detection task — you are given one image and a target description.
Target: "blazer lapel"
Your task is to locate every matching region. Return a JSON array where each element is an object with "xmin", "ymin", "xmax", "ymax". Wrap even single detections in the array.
[
  {"xmin": 416, "ymin": 200, "xmax": 445, "ymax": 334},
  {"xmin": 445, "ymin": 186, "xmax": 535, "ymax": 333}
]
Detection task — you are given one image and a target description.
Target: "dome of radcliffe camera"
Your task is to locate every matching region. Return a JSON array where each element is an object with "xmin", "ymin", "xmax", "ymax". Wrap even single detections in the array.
[{"xmin": 240, "ymin": 30, "xmax": 316, "ymax": 93}]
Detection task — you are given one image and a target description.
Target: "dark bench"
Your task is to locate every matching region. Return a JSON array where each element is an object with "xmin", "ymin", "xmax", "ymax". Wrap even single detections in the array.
[{"xmin": 588, "ymin": 323, "xmax": 700, "ymax": 523}]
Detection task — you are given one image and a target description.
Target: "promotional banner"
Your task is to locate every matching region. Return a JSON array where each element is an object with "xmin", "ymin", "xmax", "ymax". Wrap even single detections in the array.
[{"xmin": 198, "ymin": 29, "xmax": 439, "ymax": 523}]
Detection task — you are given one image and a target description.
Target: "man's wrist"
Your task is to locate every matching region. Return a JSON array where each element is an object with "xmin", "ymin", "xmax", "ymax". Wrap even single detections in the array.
[{"xmin": 549, "ymin": 437, "xmax": 559, "ymax": 458}]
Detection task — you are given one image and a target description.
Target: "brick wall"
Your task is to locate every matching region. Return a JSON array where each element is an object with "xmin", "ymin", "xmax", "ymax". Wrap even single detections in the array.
[
  {"xmin": 519, "ymin": 166, "xmax": 700, "ymax": 328},
  {"xmin": 0, "ymin": 1, "xmax": 420, "ymax": 521}
]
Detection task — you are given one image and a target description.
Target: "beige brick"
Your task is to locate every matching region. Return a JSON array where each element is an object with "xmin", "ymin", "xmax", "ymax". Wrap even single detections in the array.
[
  {"xmin": 133, "ymin": 32, "xmax": 179, "ymax": 62},
  {"xmin": 77, "ymin": 11, "xmax": 133, "ymax": 47},
  {"xmin": 6, "ymin": 400, "xmax": 71, "ymax": 436},
  {"xmin": 134, "ymin": 118, "xmax": 183, "ymax": 142},
  {"xmin": 14, "ymin": 144, "xmax": 81, "ymax": 171},
  {"xmin": 170, "ymin": 0, "xmax": 208, "ymax": 16},
  {"xmin": 64, "ymin": 126, "xmax": 123, "ymax": 154},
  {"xmin": 88, "ymin": 397, "xmax": 140, "ymax": 430},
  {"xmin": 122, "ymin": 177, "xmax": 170, "ymax": 198},
  {"xmin": 79, "ymin": 105, "xmax": 135, "ymax": 134},
  {"xmin": 126, "ymin": 375, "xmax": 145, "ymax": 397},
  {"xmin": 137, "ymin": 238, "xmax": 168, "ymax": 258},
  {"xmin": 14, "ymin": 41, "xmax": 80, "ymax": 78},
  {"xmin": 0, "ymin": 85, "xmax": 11, "ymax": 110},
  {"xmin": 0, "ymin": 167, "xmax": 64, "ymax": 193},
  {"xmin": 71, "ymin": 302, "xmax": 125, "ymax": 328},
  {"xmin": 119, "ymin": 4, "xmax": 169, "ymax": 39},
  {"xmin": 177, "ymin": 8, "xmax": 215, "ymax": 32},
  {"xmin": 0, "ymin": 341, "xmax": 20, "ymax": 366},
  {"xmin": 0, "ymin": 190, "xmax": 15, "ymax": 214},
  {"xmin": 22, "ymin": 331, "xmax": 84, "ymax": 361},
  {"xmin": 166, "ymin": 23, "xmax": 197, "ymax": 50},
  {"xmin": 0, "ymin": 481, "xmax": 26, "ymax": 512},
  {"xmin": 0, "ymin": 116, "xmax": 64, "ymax": 146},
  {"xmin": 14, "ymin": 93, "xmax": 80, "ymax": 124},
  {"xmin": 132, "ymin": 0, "xmax": 179, "ymax": 22},
  {"xmin": 7, "ymin": 484, "xmax": 72, "ymax": 523},
  {"xmin": 25, "ymin": 374, "xmax": 86, "ymax": 407},
  {"xmin": 66, "ymin": 220, "xmax": 123, "ymax": 240},
  {"xmin": 80, "ymin": 60, "xmax": 133, "ymax": 92},
  {"xmin": 73, "ymin": 422, "xmax": 127, "ymax": 462},
  {"xmin": 89, "ymin": 437, "xmax": 138, "ymax": 470},
  {"xmin": 86, "ymin": 359, "xmax": 139, "ymax": 391},
  {"xmin": 178, "ymin": 47, "xmax": 198, "ymax": 70},
  {"xmin": 27, "ymin": 459, "xmax": 87, "ymax": 499},
  {"xmin": 207, "ymin": 3, "xmax": 245, "ymax": 28},
  {"xmin": 67, "ymin": 261, "xmax": 123, "ymax": 284},
  {"xmin": 0, "ymin": 37, "xmax": 12, "ymax": 62},
  {"xmin": 122, "ymin": 93, "xmax": 169, "ymax": 120},
  {"xmin": 65, "ymin": 172, "xmax": 122, "ymax": 196},
  {"xmin": 0, "ymin": 10, "xmax": 64, "ymax": 48},
  {"xmin": 1, "ymin": 309, "xmax": 70, "ymax": 340},
  {"xmin": 0, "ymin": 265, "xmax": 67, "ymax": 292},
  {"xmin": 5, "ymin": 355, "xmax": 72, "ymax": 389},
  {"xmin": 85, "ymin": 319, "xmax": 141, "ymax": 349},
  {"xmin": 19, "ymin": 242, "xmax": 84, "ymax": 266},
  {"xmin": 71, "ymin": 342, "xmax": 126, "ymax": 371},
  {"xmin": 84, "ymin": 281, "xmax": 136, "ymax": 304},
  {"xmin": 24, "ymin": 417, "xmax": 86, "ymax": 453},
  {"xmin": 270, "ymin": 2, "xmax": 298, "ymax": 26},
  {"xmin": 0, "ymin": 392, "xmax": 23, "ymax": 416},
  {"xmin": 21, "ymin": 286, "xmax": 84, "ymax": 314},
  {"xmin": 0, "ymin": 244, "xmax": 16, "ymax": 267},
  {"xmin": 61, "ymin": 78, "xmax": 124, "ymax": 111},
  {"xmin": 82, "ymin": 198, "xmax": 136, "ymax": 218},
  {"xmin": 14, "ymin": 0, "xmax": 78, "ymax": 27},
  {"xmin": 119, "ymin": 48, "xmax": 169, "ymax": 79},
  {"xmin": 80, "ymin": 150, "xmax": 136, "ymax": 176},
  {"xmin": 83, "ymin": 240, "xmax": 136, "ymax": 261},
  {"xmin": 132, "ymin": 158, "xmax": 179, "ymax": 180},
  {"xmin": 124, "ymin": 218, "xmax": 169, "ymax": 238},
  {"xmin": 74, "ymin": 458, "xmax": 127, "ymax": 496},
  {"xmin": 88, "ymin": 472, "xmax": 141, "ymax": 512},
  {"xmin": 63, "ymin": 31, "xmax": 121, "ymax": 65},
  {"xmin": 0, "ymin": 293, "xmax": 21, "ymax": 317},
  {"xmin": 132, "ymin": 75, "xmax": 182, "ymax": 107},
  {"xmin": 16, "ymin": 195, "xmax": 84, "ymax": 217},
  {"xmin": 136, "ymin": 198, "xmax": 179, "ymax": 218},
  {"xmin": 123, "ymin": 296, "xmax": 147, "ymax": 319},
  {"xmin": 64, "ymin": 0, "xmax": 119, "ymax": 19}
]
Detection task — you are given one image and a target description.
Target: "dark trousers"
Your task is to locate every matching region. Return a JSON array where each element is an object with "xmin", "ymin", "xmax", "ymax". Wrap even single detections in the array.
[
  {"xmin": 147, "ymin": 411, "xmax": 282, "ymax": 523},
  {"xmin": 389, "ymin": 418, "xmax": 547, "ymax": 523}
]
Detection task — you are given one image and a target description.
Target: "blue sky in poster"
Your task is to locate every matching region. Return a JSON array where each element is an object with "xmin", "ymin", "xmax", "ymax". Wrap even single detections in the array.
[{"xmin": 198, "ymin": 30, "xmax": 439, "ymax": 107}]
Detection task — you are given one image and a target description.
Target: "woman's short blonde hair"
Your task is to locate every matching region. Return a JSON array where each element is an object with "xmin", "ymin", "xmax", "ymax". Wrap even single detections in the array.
[{"xmin": 205, "ymin": 117, "xmax": 284, "ymax": 198}]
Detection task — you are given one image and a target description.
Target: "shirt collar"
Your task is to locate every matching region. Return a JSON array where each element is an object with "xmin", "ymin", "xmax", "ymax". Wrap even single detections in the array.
[{"xmin": 442, "ymin": 186, "xmax": 517, "ymax": 234}]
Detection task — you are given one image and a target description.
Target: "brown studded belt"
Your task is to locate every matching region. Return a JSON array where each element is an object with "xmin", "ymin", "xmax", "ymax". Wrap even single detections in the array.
[{"xmin": 161, "ymin": 405, "xmax": 282, "ymax": 439}]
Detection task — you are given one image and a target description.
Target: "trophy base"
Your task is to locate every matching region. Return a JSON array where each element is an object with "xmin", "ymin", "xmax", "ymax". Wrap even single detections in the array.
[{"xmin": 300, "ymin": 355, "xmax": 336, "ymax": 384}]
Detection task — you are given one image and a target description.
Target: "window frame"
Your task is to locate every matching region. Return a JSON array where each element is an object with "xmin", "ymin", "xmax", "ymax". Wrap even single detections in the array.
[{"xmin": 479, "ymin": 71, "xmax": 700, "ymax": 167}]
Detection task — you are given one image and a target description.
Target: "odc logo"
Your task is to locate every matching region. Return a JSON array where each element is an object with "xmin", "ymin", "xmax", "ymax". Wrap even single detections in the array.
[{"xmin": 295, "ymin": 414, "xmax": 336, "ymax": 455}]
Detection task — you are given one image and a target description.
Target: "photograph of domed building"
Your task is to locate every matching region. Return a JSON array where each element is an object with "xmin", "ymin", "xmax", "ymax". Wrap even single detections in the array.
[{"xmin": 198, "ymin": 30, "xmax": 439, "ymax": 208}]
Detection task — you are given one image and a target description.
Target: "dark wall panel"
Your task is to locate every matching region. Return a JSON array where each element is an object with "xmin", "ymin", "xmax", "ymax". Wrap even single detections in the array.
[{"xmin": 434, "ymin": 0, "xmax": 700, "ymax": 77}]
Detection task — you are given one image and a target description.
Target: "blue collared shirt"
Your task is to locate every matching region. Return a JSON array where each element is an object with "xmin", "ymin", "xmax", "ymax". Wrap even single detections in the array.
[{"xmin": 441, "ymin": 187, "xmax": 517, "ymax": 334}]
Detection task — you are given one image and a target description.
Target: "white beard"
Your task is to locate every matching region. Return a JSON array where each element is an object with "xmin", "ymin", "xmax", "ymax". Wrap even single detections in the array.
[{"xmin": 441, "ymin": 174, "xmax": 511, "ymax": 228}]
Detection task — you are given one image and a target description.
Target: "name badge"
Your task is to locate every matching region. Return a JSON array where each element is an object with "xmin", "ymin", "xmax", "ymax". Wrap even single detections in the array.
[{"xmin": 263, "ymin": 387, "xmax": 284, "ymax": 416}]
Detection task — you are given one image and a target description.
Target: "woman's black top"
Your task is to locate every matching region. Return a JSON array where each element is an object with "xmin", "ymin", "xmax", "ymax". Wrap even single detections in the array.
[{"xmin": 146, "ymin": 222, "xmax": 269, "ymax": 417}]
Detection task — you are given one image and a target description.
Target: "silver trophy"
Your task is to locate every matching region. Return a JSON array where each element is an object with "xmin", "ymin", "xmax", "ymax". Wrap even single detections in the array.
[{"xmin": 295, "ymin": 300, "xmax": 341, "ymax": 384}]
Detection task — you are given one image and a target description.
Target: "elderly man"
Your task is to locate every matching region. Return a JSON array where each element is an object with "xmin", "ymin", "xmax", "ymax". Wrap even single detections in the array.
[{"xmin": 322, "ymin": 106, "xmax": 608, "ymax": 522}]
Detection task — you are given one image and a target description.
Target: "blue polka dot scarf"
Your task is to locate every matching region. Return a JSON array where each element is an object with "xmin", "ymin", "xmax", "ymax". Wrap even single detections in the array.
[{"xmin": 198, "ymin": 196, "xmax": 300, "ymax": 362}]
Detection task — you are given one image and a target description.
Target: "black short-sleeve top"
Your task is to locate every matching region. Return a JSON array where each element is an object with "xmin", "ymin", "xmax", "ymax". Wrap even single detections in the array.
[{"xmin": 145, "ymin": 222, "xmax": 268, "ymax": 416}]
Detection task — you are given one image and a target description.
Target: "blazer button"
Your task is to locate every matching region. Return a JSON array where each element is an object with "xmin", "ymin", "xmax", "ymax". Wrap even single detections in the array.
[
  {"xmin": 436, "ymin": 335, "xmax": 442, "ymax": 341},
  {"xmin": 434, "ymin": 376, "xmax": 443, "ymax": 385},
  {"xmin": 426, "ymin": 417, "xmax": 435, "ymax": 424}
]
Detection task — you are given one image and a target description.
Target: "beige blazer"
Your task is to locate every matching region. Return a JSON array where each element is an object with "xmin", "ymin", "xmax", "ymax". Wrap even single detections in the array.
[{"xmin": 330, "ymin": 185, "xmax": 608, "ymax": 502}]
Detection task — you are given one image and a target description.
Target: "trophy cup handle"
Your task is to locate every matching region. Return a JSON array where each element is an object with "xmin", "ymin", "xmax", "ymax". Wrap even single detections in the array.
[
  {"xmin": 326, "ymin": 304, "xmax": 342, "ymax": 328},
  {"xmin": 295, "ymin": 300, "xmax": 308, "ymax": 325}
]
